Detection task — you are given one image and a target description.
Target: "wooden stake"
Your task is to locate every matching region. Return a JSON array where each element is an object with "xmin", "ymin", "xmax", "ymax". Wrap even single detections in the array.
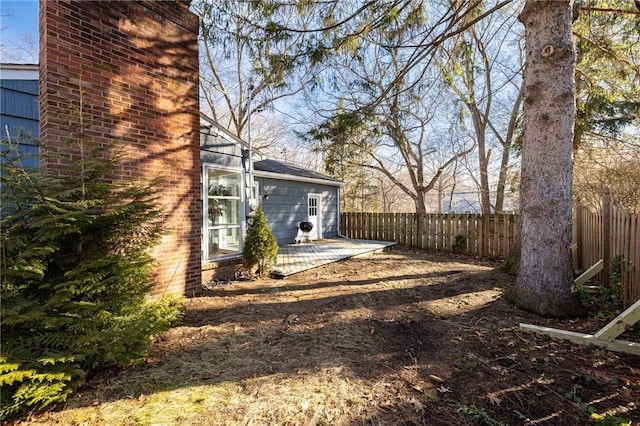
[
  {"xmin": 574, "ymin": 259, "xmax": 603, "ymax": 287},
  {"xmin": 520, "ymin": 299, "xmax": 640, "ymax": 356},
  {"xmin": 519, "ymin": 323, "xmax": 640, "ymax": 355},
  {"xmin": 594, "ymin": 299, "xmax": 640, "ymax": 341}
]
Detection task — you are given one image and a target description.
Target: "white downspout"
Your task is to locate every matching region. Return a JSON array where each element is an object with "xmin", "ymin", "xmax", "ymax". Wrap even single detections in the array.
[
  {"xmin": 247, "ymin": 82, "xmax": 254, "ymax": 202},
  {"xmin": 245, "ymin": 79, "xmax": 256, "ymax": 220}
]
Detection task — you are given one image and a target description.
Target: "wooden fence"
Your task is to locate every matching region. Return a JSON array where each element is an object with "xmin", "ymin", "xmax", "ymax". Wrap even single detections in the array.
[
  {"xmin": 341, "ymin": 202, "xmax": 639, "ymax": 306},
  {"xmin": 340, "ymin": 212, "xmax": 519, "ymax": 259},
  {"xmin": 575, "ymin": 196, "xmax": 639, "ymax": 306}
]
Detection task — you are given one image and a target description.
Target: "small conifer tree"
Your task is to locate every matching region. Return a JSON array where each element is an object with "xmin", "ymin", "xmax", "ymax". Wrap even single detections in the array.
[
  {"xmin": 242, "ymin": 206, "xmax": 278, "ymax": 275},
  {"xmin": 0, "ymin": 129, "xmax": 182, "ymax": 419}
]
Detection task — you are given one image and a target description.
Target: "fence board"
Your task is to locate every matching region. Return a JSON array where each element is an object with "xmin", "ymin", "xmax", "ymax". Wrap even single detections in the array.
[
  {"xmin": 469, "ymin": 215, "xmax": 476, "ymax": 256},
  {"xmin": 428, "ymin": 215, "xmax": 435, "ymax": 249},
  {"xmin": 463, "ymin": 214, "xmax": 470, "ymax": 253}
]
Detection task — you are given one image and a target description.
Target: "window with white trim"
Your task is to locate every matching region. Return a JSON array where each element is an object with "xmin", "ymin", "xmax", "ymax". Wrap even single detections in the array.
[
  {"xmin": 308, "ymin": 196, "xmax": 318, "ymax": 217},
  {"xmin": 205, "ymin": 167, "xmax": 243, "ymax": 259}
]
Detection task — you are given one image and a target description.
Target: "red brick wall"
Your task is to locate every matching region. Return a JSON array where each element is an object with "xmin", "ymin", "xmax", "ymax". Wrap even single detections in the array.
[{"xmin": 39, "ymin": 0, "xmax": 202, "ymax": 297}]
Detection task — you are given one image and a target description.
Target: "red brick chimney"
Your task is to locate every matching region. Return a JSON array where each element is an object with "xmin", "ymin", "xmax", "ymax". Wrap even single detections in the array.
[{"xmin": 39, "ymin": 0, "xmax": 202, "ymax": 296}]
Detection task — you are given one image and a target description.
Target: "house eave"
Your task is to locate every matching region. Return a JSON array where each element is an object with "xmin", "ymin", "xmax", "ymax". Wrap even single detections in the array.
[
  {"xmin": 254, "ymin": 170, "xmax": 345, "ymax": 187},
  {"xmin": 200, "ymin": 113, "xmax": 248, "ymax": 148},
  {"xmin": 0, "ymin": 63, "xmax": 39, "ymax": 80}
]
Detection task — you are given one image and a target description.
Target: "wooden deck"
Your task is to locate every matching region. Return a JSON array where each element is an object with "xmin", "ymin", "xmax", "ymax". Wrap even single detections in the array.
[{"xmin": 273, "ymin": 238, "xmax": 397, "ymax": 277}]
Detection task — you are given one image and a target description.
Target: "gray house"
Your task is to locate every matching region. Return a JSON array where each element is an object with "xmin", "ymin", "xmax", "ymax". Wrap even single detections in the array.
[
  {"xmin": 255, "ymin": 158, "xmax": 343, "ymax": 244},
  {"xmin": 200, "ymin": 114, "xmax": 343, "ymax": 264}
]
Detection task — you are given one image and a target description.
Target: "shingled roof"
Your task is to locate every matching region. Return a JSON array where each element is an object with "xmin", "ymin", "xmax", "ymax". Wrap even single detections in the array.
[{"xmin": 254, "ymin": 158, "xmax": 343, "ymax": 186}]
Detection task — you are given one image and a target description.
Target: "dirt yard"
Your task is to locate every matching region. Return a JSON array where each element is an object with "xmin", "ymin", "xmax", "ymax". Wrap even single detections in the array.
[{"xmin": 14, "ymin": 248, "xmax": 639, "ymax": 425}]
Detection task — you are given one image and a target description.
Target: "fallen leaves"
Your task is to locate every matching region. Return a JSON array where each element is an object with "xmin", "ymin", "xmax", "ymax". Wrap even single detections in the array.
[
  {"xmin": 437, "ymin": 386, "xmax": 451, "ymax": 393},
  {"xmin": 408, "ymin": 397, "xmax": 425, "ymax": 414},
  {"xmin": 487, "ymin": 393, "xmax": 502, "ymax": 406}
]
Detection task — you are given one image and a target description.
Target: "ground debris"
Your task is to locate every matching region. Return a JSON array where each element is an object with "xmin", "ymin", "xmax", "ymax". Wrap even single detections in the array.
[
  {"xmin": 16, "ymin": 249, "xmax": 640, "ymax": 426},
  {"xmin": 429, "ymin": 374, "xmax": 445, "ymax": 383}
]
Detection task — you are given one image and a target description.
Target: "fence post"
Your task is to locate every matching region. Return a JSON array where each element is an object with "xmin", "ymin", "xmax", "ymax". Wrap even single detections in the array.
[
  {"xmin": 602, "ymin": 188, "xmax": 611, "ymax": 288},
  {"xmin": 575, "ymin": 203, "xmax": 583, "ymax": 272}
]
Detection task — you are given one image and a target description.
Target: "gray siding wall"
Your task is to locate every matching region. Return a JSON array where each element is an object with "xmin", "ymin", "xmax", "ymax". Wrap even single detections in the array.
[
  {"xmin": 1, "ymin": 80, "xmax": 39, "ymax": 169},
  {"xmin": 257, "ymin": 177, "xmax": 339, "ymax": 245},
  {"xmin": 200, "ymin": 127, "xmax": 244, "ymax": 168}
]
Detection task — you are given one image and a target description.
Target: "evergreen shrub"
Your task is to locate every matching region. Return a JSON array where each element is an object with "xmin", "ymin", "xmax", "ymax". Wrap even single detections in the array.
[
  {"xmin": 242, "ymin": 206, "xmax": 278, "ymax": 275},
  {"xmin": 0, "ymin": 135, "xmax": 182, "ymax": 420}
]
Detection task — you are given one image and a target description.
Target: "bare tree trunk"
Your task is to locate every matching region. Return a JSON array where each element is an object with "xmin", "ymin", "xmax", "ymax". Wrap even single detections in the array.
[
  {"xmin": 512, "ymin": 0, "xmax": 584, "ymax": 317},
  {"xmin": 415, "ymin": 191, "xmax": 427, "ymax": 215},
  {"xmin": 470, "ymin": 106, "xmax": 492, "ymax": 214},
  {"xmin": 495, "ymin": 83, "xmax": 524, "ymax": 213},
  {"xmin": 478, "ymin": 144, "xmax": 492, "ymax": 214},
  {"xmin": 494, "ymin": 148, "xmax": 510, "ymax": 213}
]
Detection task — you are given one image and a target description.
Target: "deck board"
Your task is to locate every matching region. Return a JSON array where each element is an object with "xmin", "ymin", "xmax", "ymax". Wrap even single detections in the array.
[{"xmin": 275, "ymin": 238, "xmax": 397, "ymax": 276}]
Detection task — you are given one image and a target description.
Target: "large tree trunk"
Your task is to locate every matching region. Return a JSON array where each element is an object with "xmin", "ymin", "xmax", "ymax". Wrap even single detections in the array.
[{"xmin": 512, "ymin": 0, "xmax": 584, "ymax": 318}]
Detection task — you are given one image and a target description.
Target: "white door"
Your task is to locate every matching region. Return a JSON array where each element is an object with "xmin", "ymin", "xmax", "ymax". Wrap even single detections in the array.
[{"xmin": 307, "ymin": 193, "xmax": 322, "ymax": 240}]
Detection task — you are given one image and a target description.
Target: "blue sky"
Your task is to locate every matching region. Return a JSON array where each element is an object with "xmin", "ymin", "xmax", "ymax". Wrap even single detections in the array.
[
  {"xmin": 1, "ymin": 0, "xmax": 38, "ymax": 36},
  {"xmin": 1, "ymin": 0, "xmax": 39, "ymax": 61}
]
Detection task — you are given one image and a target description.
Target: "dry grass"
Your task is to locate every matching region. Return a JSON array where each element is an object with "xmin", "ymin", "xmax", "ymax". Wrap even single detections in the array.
[{"xmin": 12, "ymin": 249, "xmax": 640, "ymax": 426}]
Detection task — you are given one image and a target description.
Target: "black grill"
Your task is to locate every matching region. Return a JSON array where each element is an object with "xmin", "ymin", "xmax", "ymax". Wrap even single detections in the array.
[{"xmin": 299, "ymin": 221, "xmax": 313, "ymax": 232}]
